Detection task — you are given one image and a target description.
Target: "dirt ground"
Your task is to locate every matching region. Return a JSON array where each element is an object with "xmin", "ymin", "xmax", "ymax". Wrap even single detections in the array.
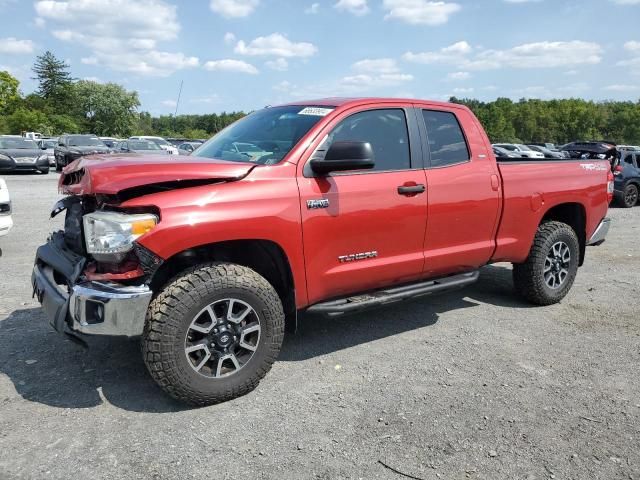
[{"xmin": 0, "ymin": 172, "xmax": 638, "ymax": 480}]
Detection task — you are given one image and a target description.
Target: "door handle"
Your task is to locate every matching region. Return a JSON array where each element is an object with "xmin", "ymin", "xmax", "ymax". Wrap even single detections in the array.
[{"xmin": 397, "ymin": 184, "xmax": 426, "ymax": 195}]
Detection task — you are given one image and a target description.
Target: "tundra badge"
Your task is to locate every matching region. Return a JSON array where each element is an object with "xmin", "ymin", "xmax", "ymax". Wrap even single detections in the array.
[
  {"xmin": 307, "ymin": 199, "xmax": 330, "ymax": 209},
  {"xmin": 338, "ymin": 251, "xmax": 378, "ymax": 263}
]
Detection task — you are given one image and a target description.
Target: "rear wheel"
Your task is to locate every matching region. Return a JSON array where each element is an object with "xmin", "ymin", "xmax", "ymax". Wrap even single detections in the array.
[
  {"xmin": 513, "ymin": 221, "xmax": 579, "ymax": 306},
  {"xmin": 619, "ymin": 184, "xmax": 638, "ymax": 208},
  {"xmin": 142, "ymin": 262, "xmax": 284, "ymax": 406},
  {"xmin": 55, "ymin": 157, "xmax": 62, "ymax": 172}
]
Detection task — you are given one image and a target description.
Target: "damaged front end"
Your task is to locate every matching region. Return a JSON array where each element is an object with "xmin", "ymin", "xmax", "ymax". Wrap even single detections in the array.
[{"xmin": 32, "ymin": 194, "xmax": 162, "ymax": 339}]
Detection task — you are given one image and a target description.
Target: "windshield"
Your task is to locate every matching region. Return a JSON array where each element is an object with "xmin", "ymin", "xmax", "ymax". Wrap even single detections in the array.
[
  {"xmin": 42, "ymin": 140, "xmax": 57, "ymax": 148},
  {"xmin": 130, "ymin": 141, "xmax": 161, "ymax": 150},
  {"xmin": 193, "ymin": 105, "xmax": 334, "ymax": 165},
  {"xmin": 0, "ymin": 138, "xmax": 38, "ymax": 149},
  {"xmin": 68, "ymin": 136, "xmax": 105, "ymax": 147},
  {"xmin": 517, "ymin": 144, "xmax": 533, "ymax": 151}
]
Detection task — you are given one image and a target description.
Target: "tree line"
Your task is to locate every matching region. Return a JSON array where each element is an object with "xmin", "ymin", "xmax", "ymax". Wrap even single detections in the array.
[
  {"xmin": 451, "ymin": 97, "xmax": 640, "ymax": 145},
  {"xmin": 1, "ymin": 51, "xmax": 639, "ymax": 144}
]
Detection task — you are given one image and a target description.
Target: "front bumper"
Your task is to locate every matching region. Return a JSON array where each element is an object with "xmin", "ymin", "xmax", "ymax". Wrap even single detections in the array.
[
  {"xmin": 587, "ymin": 217, "xmax": 610, "ymax": 246},
  {"xmin": 32, "ymin": 234, "xmax": 152, "ymax": 337}
]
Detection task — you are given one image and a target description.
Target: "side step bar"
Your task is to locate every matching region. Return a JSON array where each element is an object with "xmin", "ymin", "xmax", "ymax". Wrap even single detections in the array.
[{"xmin": 306, "ymin": 270, "xmax": 479, "ymax": 317}]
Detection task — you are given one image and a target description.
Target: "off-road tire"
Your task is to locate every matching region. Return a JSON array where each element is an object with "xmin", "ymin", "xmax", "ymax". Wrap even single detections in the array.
[
  {"xmin": 513, "ymin": 221, "xmax": 579, "ymax": 306},
  {"xmin": 142, "ymin": 262, "xmax": 285, "ymax": 406},
  {"xmin": 619, "ymin": 184, "xmax": 638, "ymax": 208}
]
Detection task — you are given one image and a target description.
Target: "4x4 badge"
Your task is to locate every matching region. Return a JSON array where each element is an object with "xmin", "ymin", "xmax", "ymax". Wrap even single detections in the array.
[{"xmin": 307, "ymin": 199, "xmax": 330, "ymax": 209}]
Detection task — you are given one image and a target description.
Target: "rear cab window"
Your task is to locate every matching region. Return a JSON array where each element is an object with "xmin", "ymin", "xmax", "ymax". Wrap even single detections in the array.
[{"xmin": 421, "ymin": 110, "xmax": 470, "ymax": 168}]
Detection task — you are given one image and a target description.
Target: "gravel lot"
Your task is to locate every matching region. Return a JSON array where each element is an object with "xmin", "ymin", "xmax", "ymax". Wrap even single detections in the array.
[{"xmin": 0, "ymin": 172, "xmax": 638, "ymax": 480}]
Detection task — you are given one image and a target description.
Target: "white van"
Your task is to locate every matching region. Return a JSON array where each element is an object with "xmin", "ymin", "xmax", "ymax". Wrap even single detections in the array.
[{"xmin": 0, "ymin": 178, "xmax": 13, "ymax": 238}]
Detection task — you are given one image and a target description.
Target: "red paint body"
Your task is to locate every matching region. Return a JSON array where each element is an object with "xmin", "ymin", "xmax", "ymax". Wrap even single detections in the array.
[{"xmin": 60, "ymin": 98, "xmax": 611, "ymax": 309}]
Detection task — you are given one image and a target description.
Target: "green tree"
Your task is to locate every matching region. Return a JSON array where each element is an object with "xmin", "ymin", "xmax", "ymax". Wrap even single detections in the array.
[
  {"xmin": 71, "ymin": 80, "xmax": 141, "ymax": 136},
  {"xmin": 5, "ymin": 108, "xmax": 48, "ymax": 134},
  {"xmin": 0, "ymin": 70, "xmax": 20, "ymax": 114},
  {"xmin": 32, "ymin": 51, "xmax": 73, "ymax": 107}
]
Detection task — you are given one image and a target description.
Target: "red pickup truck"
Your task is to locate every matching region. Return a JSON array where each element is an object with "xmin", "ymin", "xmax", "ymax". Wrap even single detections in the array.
[{"xmin": 32, "ymin": 98, "xmax": 612, "ymax": 405}]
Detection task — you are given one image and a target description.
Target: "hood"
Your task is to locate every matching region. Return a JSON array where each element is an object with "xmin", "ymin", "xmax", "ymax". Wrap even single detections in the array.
[
  {"xmin": 0, "ymin": 148, "xmax": 44, "ymax": 158},
  {"xmin": 67, "ymin": 145, "xmax": 111, "ymax": 154},
  {"xmin": 59, "ymin": 154, "xmax": 256, "ymax": 196}
]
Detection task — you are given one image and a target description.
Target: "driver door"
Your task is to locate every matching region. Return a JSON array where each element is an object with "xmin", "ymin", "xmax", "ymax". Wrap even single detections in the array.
[{"xmin": 297, "ymin": 105, "xmax": 428, "ymax": 305}]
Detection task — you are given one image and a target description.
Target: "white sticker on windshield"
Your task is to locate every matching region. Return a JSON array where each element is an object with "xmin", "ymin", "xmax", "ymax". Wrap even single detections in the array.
[{"xmin": 298, "ymin": 107, "xmax": 334, "ymax": 116}]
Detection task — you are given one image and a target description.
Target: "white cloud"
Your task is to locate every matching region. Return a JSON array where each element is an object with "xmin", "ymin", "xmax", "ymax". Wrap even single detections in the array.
[
  {"xmin": 404, "ymin": 40, "xmax": 603, "ymax": 70},
  {"xmin": 0, "ymin": 37, "xmax": 35, "ymax": 54},
  {"xmin": 610, "ymin": 0, "xmax": 640, "ymax": 4},
  {"xmin": 35, "ymin": 0, "xmax": 199, "ymax": 77},
  {"xmin": 383, "ymin": 0, "xmax": 461, "ymax": 26},
  {"xmin": 81, "ymin": 57, "xmax": 98, "ymax": 65},
  {"xmin": 224, "ymin": 32, "xmax": 236, "ymax": 45},
  {"xmin": 341, "ymin": 73, "xmax": 413, "ymax": 88},
  {"xmin": 305, "ymin": 2, "xmax": 320, "ymax": 13},
  {"xmin": 504, "ymin": 0, "xmax": 542, "ymax": 3},
  {"xmin": 452, "ymin": 87, "xmax": 474, "ymax": 94},
  {"xmin": 402, "ymin": 41, "xmax": 471, "ymax": 64},
  {"xmin": 161, "ymin": 99, "xmax": 177, "ymax": 107},
  {"xmin": 189, "ymin": 94, "xmax": 220, "ymax": 104},
  {"xmin": 82, "ymin": 76, "xmax": 103, "ymax": 83},
  {"xmin": 447, "ymin": 71, "xmax": 470, "ymax": 80},
  {"xmin": 334, "ymin": 0, "xmax": 369, "ymax": 16},
  {"xmin": 210, "ymin": 0, "xmax": 259, "ymax": 18},
  {"xmin": 265, "ymin": 58, "xmax": 288, "ymax": 71},
  {"xmin": 352, "ymin": 58, "xmax": 399, "ymax": 74},
  {"xmin": 203, "ymin": 59, "xmax": 259, "ymax": 74},
  {"xmin": 604, "ymin": 84, "xmax": 640, "ymax": 92},
  {"xmin": 234, "ymin": 33, "xmax": 317, "ymax": 57},
  {"xmin": 624, "ymin": 41, "xmax": 640, "ymax": 52}
]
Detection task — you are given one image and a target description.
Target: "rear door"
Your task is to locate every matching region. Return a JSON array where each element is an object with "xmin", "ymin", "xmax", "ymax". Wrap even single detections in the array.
[
  {"xmin": 417, "ymin": 106, "xmax": 502, "ymax": 277},
  {"xmin": 298, "ymin": 105, "xmax": 428, "ymax": 304}
]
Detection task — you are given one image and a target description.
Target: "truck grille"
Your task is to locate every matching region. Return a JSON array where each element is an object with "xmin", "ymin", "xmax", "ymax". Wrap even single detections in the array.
[{"xmin": 61, "ymin": 169, "xmax": 85, "ymax": 186}]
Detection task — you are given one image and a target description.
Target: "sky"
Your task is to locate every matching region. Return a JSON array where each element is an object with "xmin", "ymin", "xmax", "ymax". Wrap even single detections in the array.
[{"xmin": 0, "ymin": 0, "xmax": 639, "ymax": 115}]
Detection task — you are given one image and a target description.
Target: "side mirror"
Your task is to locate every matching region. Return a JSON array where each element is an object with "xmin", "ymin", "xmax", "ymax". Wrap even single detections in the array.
[{"xmin": 309, "ymin": 141, "xmax": 375, "ymax": 175}]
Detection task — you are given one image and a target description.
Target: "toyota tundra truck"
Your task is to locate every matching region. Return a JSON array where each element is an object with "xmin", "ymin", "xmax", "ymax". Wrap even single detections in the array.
[{"xmin": 32, "ymin": 98, "xmax": 613, "ymax": 406}]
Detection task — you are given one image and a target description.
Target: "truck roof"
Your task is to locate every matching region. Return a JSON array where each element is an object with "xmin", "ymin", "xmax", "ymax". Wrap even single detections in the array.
[{"xmin": 280, "ymin": 97, "xmax": 459, "ymax": 110}]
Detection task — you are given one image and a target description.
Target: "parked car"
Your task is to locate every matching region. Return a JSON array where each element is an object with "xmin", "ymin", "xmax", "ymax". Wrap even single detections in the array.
[
  {"xmin": 529, "ymin": 142, "xmax": 558, "ymax": 150},
  {"xmin": 177, "ymin": 141, "xmax": 203, "ymax": 155},
  {"xmin": 493, "ymin": 143, "xmax": 545, "ymax": 158},
  {"xmin": 99, "ymin": 137, "xmax": 119, "ymax": 148},
  {"xmin": 33, "ymin": 97, "xmax": 612, "ymax": 406},
  {"xmin": 561, "ymin": 142, "xmax": 618, "ymax": 161},
  {"xmin": 115, "ymin": 139, "xmax": 169, "ymax": 155},
  {"xmin": 613, "ymin": 151, "xmax": 640, "ymax": 208},
  {"xmin": 0, "ymin": 136, "xmax": 50, "ymax": 174},
  {"xmin": 54, "ymin": 134, "xmax": 111, "ymax": 172},
  {"xmin": 129, "ymin": 136, "xmax": 179, "ymax": 155},
  {"xmin": 37, "ymin": 138, "xmax": 58, "ymax": 166},
  {"xmin": 527, "ymin": 145, "xmax": 565, "ymax": 159},
  {"xmin": 492, "ymin": 146, "xmax": 519, "ymax": 158},
  {"xmin": 617, "ymin": 145, "xmax": 640, "ymax": 153},
  {"xmin": 0, "ymin": 178, "xmax": 12, "ymax": 239}
]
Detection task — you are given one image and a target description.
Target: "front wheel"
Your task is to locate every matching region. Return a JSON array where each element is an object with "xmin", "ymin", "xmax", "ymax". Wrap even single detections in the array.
[
  {"xmin": 142, "ymin": 262, "xmax": 284, "ymax": 406},
  {"xmin": 513, "ymin": 221, "xmax": 579, "ymax": 306}
]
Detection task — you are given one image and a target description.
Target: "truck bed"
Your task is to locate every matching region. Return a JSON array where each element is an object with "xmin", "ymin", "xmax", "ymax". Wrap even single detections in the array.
[{"xmin": 492, "ymin": 158, "xmax": 611, "ymax": 263}]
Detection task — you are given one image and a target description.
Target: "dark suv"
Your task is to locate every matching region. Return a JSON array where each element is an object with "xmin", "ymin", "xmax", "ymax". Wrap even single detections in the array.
[
  {"xmin": 614, "ymin": 152, "xmax": 640, "ymax": 208},
  {"xmin": 54, "ymin": 134, "xmax": 111, "ymax": 172}
]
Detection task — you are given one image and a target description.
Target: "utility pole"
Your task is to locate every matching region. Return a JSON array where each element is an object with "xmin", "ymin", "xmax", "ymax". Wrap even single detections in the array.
[{"xmin": 173, "ymin": 80, "xmax": 183, "ymax": 134}]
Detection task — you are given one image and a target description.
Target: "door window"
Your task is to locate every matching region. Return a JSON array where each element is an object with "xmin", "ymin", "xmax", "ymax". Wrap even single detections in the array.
[
  {"xmin": 422, "ymin": 110, "xmax": 470, "ymax": 168},
  {"xmin": 320, "ymin": 109, "xmax": 411, "ymax": 172}
]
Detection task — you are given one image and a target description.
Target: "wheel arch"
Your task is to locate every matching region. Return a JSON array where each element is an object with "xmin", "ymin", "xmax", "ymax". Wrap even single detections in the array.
[
  {"xmin": 540, "ymin": 202, "xmax": 587, "ymax": 266},
  {"xmin": 150, "ymin": 239, "xmax": 297, "ymax": 332}
]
